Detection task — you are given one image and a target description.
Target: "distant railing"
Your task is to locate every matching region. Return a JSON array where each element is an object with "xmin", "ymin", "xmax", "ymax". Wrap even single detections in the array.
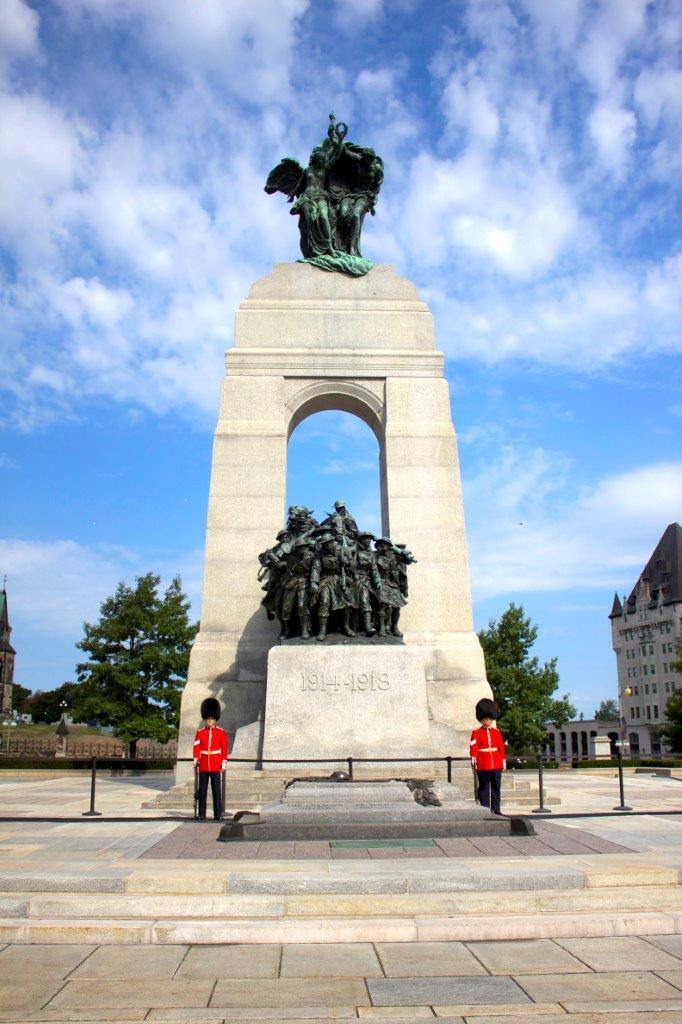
[{"xmin": 0, "ymin": 737, "xmax": 177, "ymax": 758}]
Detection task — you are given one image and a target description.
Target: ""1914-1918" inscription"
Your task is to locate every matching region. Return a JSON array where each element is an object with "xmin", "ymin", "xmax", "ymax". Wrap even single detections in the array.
[{"xmin": 300, "ymin": 672, "xmax": 389, "ymax": 693}]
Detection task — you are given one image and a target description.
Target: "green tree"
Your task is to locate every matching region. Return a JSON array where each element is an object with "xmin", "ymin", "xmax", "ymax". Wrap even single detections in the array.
[
  {"xmin": 478, "ymin": 603, "xmax": 576, "ymax": 754},
  {"xmin": 594, "ymin": 698, "xmax": 619, "ymax": 721},
  {"xmin": 74, "ymin": 574, "xmax": 197, "ymax": 757},
  {"xmin": 23, "ymin": 681, "xmax": 80, "ymax": 723},
  {"xmin": 662, "ymin": 691, "xmax": 682, "ymax": 753},
  {"xmin": 10, "ymin": 683, "xmax": 31, "ymax": 714}
]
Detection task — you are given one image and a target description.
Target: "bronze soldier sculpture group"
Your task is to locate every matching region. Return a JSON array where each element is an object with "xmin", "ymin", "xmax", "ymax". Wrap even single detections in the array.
[{"xmin": 258, "ymin": 501, "xmax": 416, "ymax": 642}]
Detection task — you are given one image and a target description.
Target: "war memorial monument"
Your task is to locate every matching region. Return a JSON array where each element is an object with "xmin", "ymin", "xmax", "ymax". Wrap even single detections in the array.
[{"xmin": 174, "ymin": 116, "xmax": 497, "ymax": 826}]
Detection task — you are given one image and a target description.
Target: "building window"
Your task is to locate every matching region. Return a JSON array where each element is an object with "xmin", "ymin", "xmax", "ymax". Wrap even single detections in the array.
[
  {"xmin": 649, "ymin": 644, "xmax": 654, "ymax": 654},
  {"xmin": 644, "ymin": 683, "xmax": 649, "ymax": 694},
  {"xmin": 651, "ymin": 664, "xmax": 655, "ymax": 675},
  {"xmin": 647, "ymin": 706, "xmax": 651, "ymax": 719},
  {"xmin": 643, "ymin": 666, "xmax": 648, "ymax": 676},
  {"xmin": 654, "ymin": 705, "xmax": 659, "ymax": 718},
  {"xmin": 636, "ymin": 707, "xmax": 641, "ymax": 718},
  {"xmin": 666, "ymin": 682, "xmax": 670, "ymax": 694},
  {"xmin": 652, "ymin": 682, "xmax": 657, "ymax": 693},
  {"xmin": 634, "ymin": 686, "xmax": 639, "ymax": 696},
  {"xmin": 664, "ymin": 663, "xmax": 668, "ymax": 673},
  {"xmin": 630, "ymin": 707, "xmax": 635, "ymax": 719}
]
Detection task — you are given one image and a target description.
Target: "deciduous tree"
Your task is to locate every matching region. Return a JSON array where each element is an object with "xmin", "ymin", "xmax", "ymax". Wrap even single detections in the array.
[
  {"xmin": 478, "ymin": 603, "xmax": 575, "ymax": 754},
  {"xmin": 74, "ymin": 574, "xmax": 197, "ymax": 757},
  {"xmin": 23, "ymin": 682, "xmax": 79, "ymax": 723},
  {"xmin": 594, "ymin": 698, "xmax": 619, "ymax": 721}
]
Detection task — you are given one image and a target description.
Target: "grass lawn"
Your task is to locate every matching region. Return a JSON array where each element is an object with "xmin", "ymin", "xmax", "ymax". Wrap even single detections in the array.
[{"xmin": 9, "ymin": 723, "xmax": 118, "ymax": 741}]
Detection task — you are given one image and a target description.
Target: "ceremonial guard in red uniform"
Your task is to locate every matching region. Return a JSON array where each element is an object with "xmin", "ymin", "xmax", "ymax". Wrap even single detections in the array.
[
  {"xmin": 470, "ymin": 698, "xmax": 506, "ymax": 814},
  {"xmin": 193, "ymin": 698, "xmax": 228, "ymax": 821}
]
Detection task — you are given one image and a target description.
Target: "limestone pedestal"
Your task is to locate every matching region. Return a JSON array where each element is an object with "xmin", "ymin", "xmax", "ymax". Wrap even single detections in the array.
[
  {"xmin": 262, "ymin": 645, "xmax": 432, "ymax": 762},
  {"xmin": 175, "ymin": 263, "xmax": 492, "ymax": 789}
]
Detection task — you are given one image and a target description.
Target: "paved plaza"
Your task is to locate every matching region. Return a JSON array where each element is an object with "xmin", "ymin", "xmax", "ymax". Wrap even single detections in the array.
[
  {"xmin": 0, "ymin": 771, "xmax": 680, "ymax": 1022},
  {"xmin": 0, "ymin": 935, "xmax": 681, "ymax": 1021}
]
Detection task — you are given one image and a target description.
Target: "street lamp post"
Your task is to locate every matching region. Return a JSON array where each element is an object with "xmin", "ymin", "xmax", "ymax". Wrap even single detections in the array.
[
  {"xmin": 2, "ymin": 719, "xmax": 17, "ymax": 754},
  {"xmin": 618, "ymin": 685, "xmax": 633, "ymax": 748}
]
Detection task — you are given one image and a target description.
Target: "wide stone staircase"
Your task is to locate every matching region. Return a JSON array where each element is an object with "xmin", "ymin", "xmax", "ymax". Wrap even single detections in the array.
[
  {"xmin": 0, "ymin": 857, "xmax": 678, "ymax": 945},
  {"xmin": 145, "ymin": 764, "xmax": 560, "ymax": 814}
]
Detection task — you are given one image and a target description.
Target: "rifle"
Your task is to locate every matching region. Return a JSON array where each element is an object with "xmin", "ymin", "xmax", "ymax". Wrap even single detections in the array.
[{"xmin": 193, "ymin": 764, "xmax": 199, "ymax": 820}]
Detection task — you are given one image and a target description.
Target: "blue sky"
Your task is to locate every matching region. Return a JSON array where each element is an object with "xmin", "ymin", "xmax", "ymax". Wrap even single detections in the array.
[{"xmin": 1, "ymin": 0, "xmax": 681, "ymax": 717}]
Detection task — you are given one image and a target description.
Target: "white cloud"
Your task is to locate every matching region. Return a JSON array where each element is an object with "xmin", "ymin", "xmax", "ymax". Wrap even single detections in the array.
[
  {"xmin": 403, "ymin": 150, "xmax": 579, "ymax": 279},
  {"xmin": 0, "ymin": 538, "xmax": 202, "ymax": 638},
  {"xmin": 588, "ymin": 101, "xmax": 636, "ymax": 176},
  {"xmin": 56, "ymin": 0, "xmax": 309, "ymax": 104},
  {"xmin": 0, "ymin": 91, "xmax": 85, "ymax": 267},
  {"xmin": 465, "ymin": 452, "xmax": 682, "ymax": 598},
  {"xmin": 443, "ymin": 69, "xmax": 500, "ymax": 146},
  {"xmin": 334, "ymin": 0, "xmax": 383, "ymax": 30},
  {"xmin": 0, "ymin": 0, "xmax": 40, "ymax": 74}
]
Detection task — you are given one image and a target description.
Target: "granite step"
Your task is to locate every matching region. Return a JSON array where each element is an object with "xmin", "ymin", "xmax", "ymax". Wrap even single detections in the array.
[
  {"xmin": 0, "ymin": 908, "xmax": 678, "ymax": 944},
  {"xmin": 3, "ymin": 882, "xmax": 680, "ymax": 921}
]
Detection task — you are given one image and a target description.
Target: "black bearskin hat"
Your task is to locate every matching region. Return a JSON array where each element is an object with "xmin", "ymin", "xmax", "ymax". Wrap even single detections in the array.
[
  {"xmin": 200, "ymin": 697, "xmax": 222, "ymax": 721},
  {"xmin": 475, "ymin": 698, "xmax": 497, "ymax": 722}
]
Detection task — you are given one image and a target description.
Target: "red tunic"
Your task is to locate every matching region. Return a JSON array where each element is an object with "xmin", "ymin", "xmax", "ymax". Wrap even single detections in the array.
[
  {"xmin": 470, "ymin": 725, "xmax": 506, "ymax": 771},
  {"xmin": 193, "ymin": 725, "xmax": 228, "ymax": 772}
]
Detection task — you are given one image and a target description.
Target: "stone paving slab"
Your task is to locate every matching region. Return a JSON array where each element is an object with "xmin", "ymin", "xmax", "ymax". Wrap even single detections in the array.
[
  {"xmin": 0, "ymin": 943, "xmax": 95, "ymax": 978},
  {"xmin": 175, "ymin": 944, "xmax": 282, "ymax": 979},
  {"xmin": 648, "ymin": 933, "xmax": 682, "ymax": 956},
  {"xmin": 280, "ymin": 942, "xmax": 382, "ymax": 977},
  {"xmin": 461, "ymin": 1013, "xmax": 682, "ymax": 1024},
  {"xmin": 210, "ymin": 979, "xmax": 371, "ymax": 1008},
  {"xmin": 374, "ymin": 941, "xmax": 487, "ymax": 977},
  {"xmin": 68, "ymin": 943, "xmax": 187, "ymax": 979},
  {"xmin": 513, "ymin": 969, "xmax": 681, "ymax": 1001},
  {"xmin": 466, "ymin": 938, "xmax": 591, "ymax": 975},
  {"xmin": 555, "ymin": 934, "xmax": 682, "ymax": 971},
  {"xmin": 656, "ymin": 970, "xmax": 682, "ymax": 989},
  {"xmin": 367, "ymin": 976, "xmax": 530, "ymax": 1005},
  {"xmin": 47, "ymin": 979, "xmax": 215, "ymax": 1009},
  {"xmin": 149, "ymin": 1011, "xmax": 358, "ymax": 1020}
]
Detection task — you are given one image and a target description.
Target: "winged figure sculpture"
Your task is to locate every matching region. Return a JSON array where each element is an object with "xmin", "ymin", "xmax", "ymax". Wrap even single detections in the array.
[{"xmin": 264, "ymin": 114, "xmax": 383, "ymax": 277}]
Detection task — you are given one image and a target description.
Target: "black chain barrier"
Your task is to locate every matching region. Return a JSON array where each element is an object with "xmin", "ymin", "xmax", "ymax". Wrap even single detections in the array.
[{"xmin": 0, "ymin": 750, "xmax": 677, "ymax": 820}]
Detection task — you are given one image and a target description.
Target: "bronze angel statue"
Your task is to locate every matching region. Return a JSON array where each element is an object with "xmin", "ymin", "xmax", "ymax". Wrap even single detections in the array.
[{"xmin": 264, "ymin": 114, "xmax": 384, "ymax": 277}]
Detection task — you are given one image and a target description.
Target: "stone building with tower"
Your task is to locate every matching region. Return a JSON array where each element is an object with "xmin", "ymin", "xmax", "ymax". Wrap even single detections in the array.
[
  {"xmin": 609, "ymin": 522, "xmax": 682, "ymax": 756},
  {"xmin": 0, "ymin": 582, "xmax": 16, "ymax": 717}
]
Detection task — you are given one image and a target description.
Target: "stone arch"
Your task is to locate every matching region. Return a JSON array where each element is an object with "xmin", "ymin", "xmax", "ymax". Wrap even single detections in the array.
[
  {"xmin": 285, "ymin": 379, "xmax": 384, "ymax": 443},
  {"xmin": 285, "ymin": 379, "xmax": 388, "ymax": 533}
]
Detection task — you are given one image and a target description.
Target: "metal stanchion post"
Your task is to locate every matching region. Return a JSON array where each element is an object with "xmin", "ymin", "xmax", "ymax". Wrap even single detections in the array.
[
  {"xmin": 532, "ymin": 749, "xmax": 550, "ymax": 814},
  {"xmin": 613, "ymin": 746, "xmax": 632, "ymax": 811},
  {"xmin": 446, "ymin": 756, "xmax": 452, "ymax": 784},
  {"xmin": 347, "ymin": 756, "xmax": 353, "ymax": 780},
  {"xmin": 221, "ymin": 769, "xmax": 226, "ymax": 817},
  {"xmin": 82, "ymin": 758, "xmax": 102, "ymax": 817}
]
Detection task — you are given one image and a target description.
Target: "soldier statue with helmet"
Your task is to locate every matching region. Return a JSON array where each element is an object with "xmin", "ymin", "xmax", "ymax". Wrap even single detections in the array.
[{"xmin": 257, "ymin": 501, "xmax": 415, "ymax": 642}]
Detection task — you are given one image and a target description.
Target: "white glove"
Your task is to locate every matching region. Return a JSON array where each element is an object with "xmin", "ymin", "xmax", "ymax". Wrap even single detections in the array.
[{"xmin": 221, "ymin": 760, "xmax": 227, "ymax": 770}]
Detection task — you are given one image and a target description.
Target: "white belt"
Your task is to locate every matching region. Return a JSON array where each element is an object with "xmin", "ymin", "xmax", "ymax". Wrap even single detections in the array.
[
  {"xmin": 200, "ymin": 750, "xmax": 221, "ymax": 755},
  {"xmin": 480, "ymin": 747, "xmax": 497, "ymax": 752}
]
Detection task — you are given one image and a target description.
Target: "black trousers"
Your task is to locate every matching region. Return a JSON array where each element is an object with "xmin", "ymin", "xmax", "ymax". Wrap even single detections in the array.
[
  {"xmin": 477, "ymin": 769, "xmax": 502, "ymax": 814},
  {"xmin": 198, "ymin": 771, "xmax": 222, "ymax": 819}
]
